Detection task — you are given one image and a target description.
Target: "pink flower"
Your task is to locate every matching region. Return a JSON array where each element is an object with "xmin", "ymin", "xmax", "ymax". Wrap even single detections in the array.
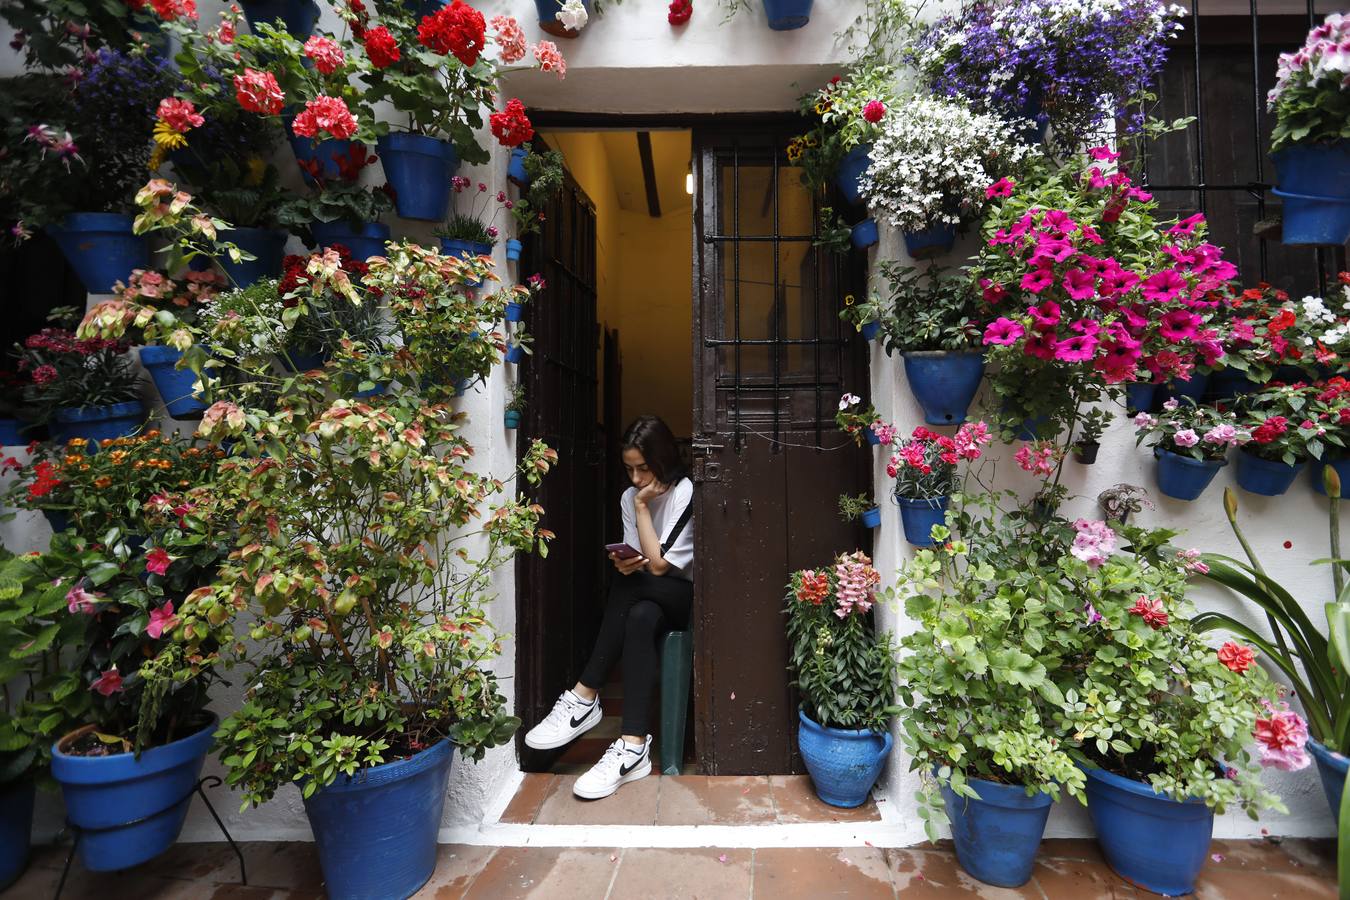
[
  {"xmin": 66, "ymin": 584, "xmax": 101, "ymax": 615},
  {"xmin": 862, "ymin": 100, "xmax": 886, "ymax": 123},
  {"xmin": 871, "ymin": 422, "xmax": 897, "ymax": 446},
  {"xmin": 1014, "ymin": 442, "xmax": 1059, "ymax": 477},
  {"xmin": 1071, "ymin": 518, "xmax": 1117, "ymax": 568},
  {"xmin": 1173, "ymin": 428, "xmax": 1199, "ymax": 447},
  {"xmin": 1254, "ymin": 702, "xmax": 1311, "ymax": 771},
  {"xmin": 980, "ymin": 279, "xmax": 1008, "ymax": 303},
  {"xmin": 1084, "ymin": 601, "xmax": 1103, "ymax": 625},
  {"xmin": 833, "ymin": 551, "xmax": 880, "ymax": 618},
  {"xmin": 233, "ymin": 68, "xmax": 284, "ymax": 115},
  {"xmin": 291, "ymin": 95, "xmax": 358, "ymax": 141},
  {"xmin": 1054, "ymin": 335, "xmax": 1098, "ymax": 362},
  {"xmin": 1088, "ymin": 145, "xmax": 1121, "ymax": 161},
  {"xmin": 983, "ymin": 317, "xmax": 1025, "ymax": 346},
  {"xmin": 1062, "ymin": 268, "xmax": 1096, "ymax": 300},
  {"xmin": 156, "ymin": 97, "xmax": 203, "ymax": 134},
  {"xmin": 1202, "ymin": 424, "xmax": 1239, "ymax": 445},
  {"xmin": 1217, "ymin": 642, "xmax": 1255, "ymax": 673},
  {"xmin": 1127, "ymin": 596, "xmax": 1169, "ymax": 629},
  {"xmin": 1141, "ymin": 269, "xmax": 1188, "ymax": 304},
  {"xmin": 1134, "ymin": 412, "xmax": 1158, "ymax": 428},
  {"xmin": 985, "ymin": 177, "xmax": 1014, "ymax": 199},
  {"xmin": 952, "ymin": 421, "xmax": 991, "ymax": 460},
  {"xmin": 303, "ymin": 35, "xmax": 345, "ymax": 74},
  {"xmin": 533, "ymin": 40, "xmax": 566, "ymax": 78},
  {"xmin": 145, "ymin": 547, "xmax": 173, "ymax": 576},
  {"xmin": 1167, "ymin": 213, "xmax": 1206, "ymax": 236},
  {"xmin": 490, "ymin": 15, "xmax": 527, "ymax": 63},
  {"xmin": 1028, "ymin": 301, "xmax": 1061, "ymax": 330},
  {"xmin": 1159, "ymin": 310, "xmax": 1201, "ymax": 342},
  {"xmin": 90, "ymin": 667, "xmax": 123, "ymax": 696},
  {"xmin": 146, "ymin": 601, "xmax": 180, "ymax": 639},
  {"xmin": 1021, "ymin": 268, "xmax": 1055, "ymax": 294}
]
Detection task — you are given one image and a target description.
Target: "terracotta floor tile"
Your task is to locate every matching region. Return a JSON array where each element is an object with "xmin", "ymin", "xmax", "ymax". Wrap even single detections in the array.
[
  {"xmin": 498, "ymin": 774, "xmax": 559, "ymax": 824},
  {"xmin": 1275, "ymin": 838, "xmax": 1337, "ymax": 879},
  {"xmin": 533, "ymin": 774, "xmax": 660, "ymax": 826},
  {"xmin": 885, "ymin": 848, "xmax": 1040, "ymax": 898},
  {"xmin": 608, "ymin": 848, "xmax": 752, "ymax": 900},
  {"xmin": 753, "ymin": 847, "xmax": 895, "ymax": 899},
  {"xmin": 558, "ymin": 737, "xmax": 611, "ymax": 766},
  {"xmin": 231, "ymin": 842, "xmax": 324, "ymax": 890},
  {"xmin": 655, "ymin": 776, "xmax": 776, "ymax": 826},
  {"xmin": 1038, "ymin": 838, "xmax": 1108, "ymax": 864},
  {"xmin": 769, "ymin": 774, "xmax": 882, "ymax": 823},
  {"xmin": 459, "ymin": 847, "xmax": 620, "ymax": 900},
  {"xmin": 1029, "ymin": 856, "xmax": 1137, "ymax": 899},
  {"xmin": 1208, "ymin": 837, "xmax": 1335, "ymax": 878},
  {"xmin": 1193, "ymin": 867, "xmax": 1339, "ymax": 900},
  {"xmin": 412, "ymin": 844, "xmax": 499, "ymax": 899}
]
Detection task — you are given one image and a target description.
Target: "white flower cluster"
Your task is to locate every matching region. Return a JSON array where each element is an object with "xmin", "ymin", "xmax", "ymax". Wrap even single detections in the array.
[
  {"xmin": 197, "ymin": 281, "xmax": 289, "ymax": 356},
  {"xmin": 1269, "ymin": 12, "xmax": 1350, "ymax": 105},
  {"xmin": 556, "ymin": 0, "xmax": 588, "ymax": 32},
  {"xmin": 1300, "ymin": 281, "xmax": 1350, "ymax": 349},
  {"xmin": 858, "ymin": 96, "xmax": 1036, "ymax": 232}
]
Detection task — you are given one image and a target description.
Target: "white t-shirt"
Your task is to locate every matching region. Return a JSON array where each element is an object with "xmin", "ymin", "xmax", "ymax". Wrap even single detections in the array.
[{"xmin": 621, "ymin": 477, "xmax": 695, "ymax": 581}]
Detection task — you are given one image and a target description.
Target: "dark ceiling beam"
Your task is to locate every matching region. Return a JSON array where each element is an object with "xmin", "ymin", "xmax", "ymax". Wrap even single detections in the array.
[{"xmin": 636, "ymin": 131, "xmax": 661, "ymax": 218}]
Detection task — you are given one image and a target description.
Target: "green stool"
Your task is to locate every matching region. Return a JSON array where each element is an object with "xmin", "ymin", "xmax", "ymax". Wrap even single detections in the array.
[{"xmin": 659, "ymin": 630, "xmax": 694, "ymax": 775}]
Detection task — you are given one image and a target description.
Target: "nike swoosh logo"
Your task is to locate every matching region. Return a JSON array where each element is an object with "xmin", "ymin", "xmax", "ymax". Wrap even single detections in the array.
[
  {"xmin": 619, "ymin": 752, "xmax": 645, "ymax": 776},
  {"xmin": 570, "ymin": 709, "xmax": 593, "ymax": 728}
]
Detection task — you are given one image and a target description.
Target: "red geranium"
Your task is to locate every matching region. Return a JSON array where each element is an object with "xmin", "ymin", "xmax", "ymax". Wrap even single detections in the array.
[
  {"xmin": 418, "ymin": 1, "xmax": 486, "ymax": 67},
  {"xmin": 303, "ymin": 35, "xmax": 346, "ymax": 75},
  {"xmin": 234, "ymin": 68, "xmax": 285, "ymax": 115},
  {"xmin": 668, "ymin": 0, "xmax": 692, "ymax": 25},
  {"xmin": 291, "ymin": 95, "xmax": 359, "ymax": 141},
  {"xmin": 150, "ymin": 0, "xmax": 197, "ymax": 20},
  {"xmin": 489, "ymin": 98, "xmax": 533, "ymax": 148},
  {"xmin": 363, "ymin": 26, "xmax": 400, "ymax": 69}
]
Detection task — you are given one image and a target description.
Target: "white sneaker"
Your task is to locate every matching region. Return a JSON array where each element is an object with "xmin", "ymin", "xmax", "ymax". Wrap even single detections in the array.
[
  {"xmin": 523, "ymin": 690, "xmax": 602, "ymax": 750},
  {"xmin": 573, "ymin": 736, "xmax": 652, "ymax": 800}
]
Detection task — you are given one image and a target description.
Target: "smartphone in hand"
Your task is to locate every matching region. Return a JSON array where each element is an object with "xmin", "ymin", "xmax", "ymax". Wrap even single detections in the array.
[{"xmin": 605, "ymin": 542, "xmax": 644, "ymax": 560}]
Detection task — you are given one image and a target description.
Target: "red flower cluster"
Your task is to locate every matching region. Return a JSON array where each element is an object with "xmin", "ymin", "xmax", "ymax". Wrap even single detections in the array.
[
  {"xmin": 794, "ymin": 569, "xmax": 830, "ymax": 605},
  {"xmin": 234, "ymin": 68, "xmax": 285, "ymax": 115},
  {"xmin": 22, "ymin": 328, "xmax": 126, "ymax": 357},
  {"xmin": 157, "ymin": 98, "xmax": 203, "ymax": 134},
  {"xmin": 149, "ymin": 0, "xmax": 197, "ymax": 21},
  {"xmin": 291, "ymin": 95, "xmax": 359, "ymax": 141},
  {"xmin": 27, "ymin": 460, "xmax": 60, "ymax": 499},
  {"xmin": 347, "ymin": 0, "xmax": 369, "ymax": 38},
  {"xmin": 363, "ymin": 26, "xmax": 400, "ymax": 69},
  {"xmin": 303, "ymin": 35, "xmax": 346, "ymax": 75},
  {"xmin": 668, "ymin": 0, "xmax": 693, "ymax": 25},
  {"xmin": 1217, "ymin": 641, "xmax": 1256, "ymax": 674},
  {"xmin": 418, "ymin": 1, "xmax": 486, "ymax": 67},
  {"xmin": 490, "ymin": 98, "xmax": 533, "ymax": 148},
  {"xmin": 1127, "ymin": 596, "xmax": 1169, "ymax": 630},
  {"xmin": 1250, "ymin": 415, "xmax": 1288, "ymax": 444}
]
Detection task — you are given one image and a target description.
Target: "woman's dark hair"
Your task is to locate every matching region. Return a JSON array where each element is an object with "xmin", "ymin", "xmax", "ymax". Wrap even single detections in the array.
[{"xmin": 621, "ymin": 415, "xmax": 686, "ymax": 486}]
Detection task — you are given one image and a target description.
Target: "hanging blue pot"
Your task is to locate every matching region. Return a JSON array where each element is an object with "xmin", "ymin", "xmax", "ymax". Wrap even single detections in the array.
[
  {"xmin": 1207, "ymin": 368, "xmax": 1260, "ymax": 401},
  {"xmin": 0, "ymin": 418, "xmax": 25, "ymax": 445},
  {"xmin": 42, "ymin": 508, "xmax": 71, "ymax": 533},
  {"xmin": 309, "ymin": 221, "xmax": 391, "ymax": 262},
  {"xmin": 238, "ymin": 0, "xmax": 319, "ymax": 37},
  {"xmin": 303, "ymin": 738, "xmax": 454, "ymax": 900},
  {"xmin": 1235, "ymin": 449, "xmax": 1304, "ymax": 496},
  {"xmin": 796, "ymin": 710, "xmax": 891, "ymax": 808},
  {"xmin": 216, "ymin": 226, "xmax": 289, "ymax": 288},
  {"xmin": 941, "ymin": 777, "xmax": 1052, "ymax": 888},
  {"xmin": 505, "ymin": 238, "xmax": 523, "ymax": 261},
  {"xmin": 1160, "ymin": 371, "xmax": 1210, "ymax": 406},
  {"xmin": 505, "ymin": 344, "xmax": 527, "ymax": 365},
  {"xmin": 505, "ymin": 302, "xmax": 525, "ymax": 322},
  {"xmin": 1273, "ymin": 188, "xmax": 1350, "ymax": 246},
  {"xmin": 761, "ymin": 0, "xmax": 814, "ymax": 30},
  {"xmin": 903, "ymin": 222, "xmax": 957, "ymax": 259},
  {"xmin": 833, "ymin": 144, "xmax": 871, "ymax": 206},
  {"xmin": 440, "ymin": 238, "xmax": 493, "ymax": 287},
  {"xmin": 454, "ymin": 377, "xmax": 471, "ymax": 397},
  {"xmin": 859, "ymin": 320, "xmax": 881, "ymax": 342},
  {"xmin": 896, "ymin": 495, "xmax": 948, "ymax": 547},
  {"xmin": 47, "ymin": 213, "xmax": 150, "ymax": 294},
  {"xmin": 864, "ymin": 425, "xmax": 882, "ymax": 446},
  {"xmin": 1083, "ymin": 765, "xmax": 1213, "ymax": 896},
  {"xmin": 140, "ymin": 345, "xmax": 208, "ymax": 419},
  {"xmin": 0, "ymin": 779, "xmax": 33, "ymax": 891},
  {"xmin": 850, "ymin": 219, "xmax": 878, "ymax": 249},
  {"xmin": 1273, "ymin": 141, "xmax": 1350, "ymax": 199},
  {"xmin": 1124, "ymin": 382, "xmax": 1158, "ymax": 414},
  {"xmin": 507, "ymin": 147, "xmax": 530, "ymax": 186},
  {"xmin": 376, "ymin": 133, "xmax": 460, "ymax": 222},
  {"xmin": 289, "ymin": 135, "xmax": 359, "ymax": 185},
  {"xmin": 278, "ymin": 348, "xmax": 330, "ymax": 373},
  {"xmin": 504, "ymin": 409, "xmax": 522, "ymax": 429},
  {"xmin": 50, "ymin": 401, "xmax": 145, "ymax": 447},
  {"xmin": 902, "ymin": 352, "xmax": 984, "ymax": 425},
  {"xmin": 51, "ymin": 717, "xmax": 216, "ymax": 872},
  {"xmin": 859, "ymin": 506, "xmax": 881, "ymax": 529},
  {"xmin": 1312, "ymin": 457, "xmax": 1350, "ymax": 496},
  {"xmin": 1308, "ymin": 739, "xmax": 1348, "ymax": 825},
  {"xmin": 1153, "ymin": 447, "xmax": 1226, "ymax": 502}
]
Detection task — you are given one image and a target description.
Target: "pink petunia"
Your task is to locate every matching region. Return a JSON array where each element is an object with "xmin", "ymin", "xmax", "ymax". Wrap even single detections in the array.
[
  {"xmin": 985, "ymin": 177, "xmax": 1014, "ymax": 199},
  {"xmin": 1141, "ymin": 269, "xmax": 1188, "ymax": 304},
  {"xmin": 1028, "ymin": 301, "xmax": 1062, "ymax": 330},
  {"xmin": 1167, "ymin": 212, "xmax": 1206, "ymax": 236},
  {"xmin": 1062, "ymin": 268, "xmax": 1097, "ymax": 300},
  {"xmin": 1054, "ymin": 334, "xmax": 1098, "ymax": 362},
  {"xmin": 982, "ymin": 318, "xmax": 1025, "ymax": 346},
  {"xmin": 1159, "ymin": 309, "xmax": 1201, "ymax": 341},
  {"xmin": 1088, "ymin": 145, "xmax": 1121, "ymax": 162},
  {"xmin": 1021, "ymin": 268, "xmax": 1056, "ymax": 294}
]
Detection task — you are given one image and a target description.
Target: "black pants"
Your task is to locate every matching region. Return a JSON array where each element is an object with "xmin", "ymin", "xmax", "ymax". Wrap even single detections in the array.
[{"xmin": 578, "ymin": 571, "xmax": 694, "ymax": 736}]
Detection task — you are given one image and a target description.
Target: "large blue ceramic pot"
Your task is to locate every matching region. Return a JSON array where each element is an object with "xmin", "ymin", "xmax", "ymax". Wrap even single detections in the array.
[
  {"xmin": 833, "ymin": 145, "xmax": 871, "ymax": 206},
  {"xmin": 859, "ymin": 506, "xmax": 881, "ymax": 529},
  {"xmin": 50, "ymin": 401, "xmax": 145, "ymax": 447},
  {"xmin": 761, "ymin": 0, "xmax": 814, "ymax": 30},
  {"xmin": 1308, "ymin": 739, "xmax": 1348, "ymax": 825},
  {"xmin": 507, "ymin": 147, "xmax": 530, "ymax": 186},
  {"xmin": 47, "ymin": 213, "xmax": 150, "ymax": 294},
  {"xmin": 941, "ymin": 777, "xmax": 1052, "ymax": 888},
  {"xmin": 896, "ymin": 495, "xmax": 948, "ymax": 547},
  {"xmin": 1273, "ymin": 141, "xmax": 1350, "ymax": 198},
  {"xmin": 1160, "ymin": 372, "xmax": 1210, "ymax": 406},
  {"xmin": 1273, "ymin": 188, "xmax": 1350, "ymax": 246},
  {"xmin": 796, "ymin": 710, "xmax": 892, "ymax": 808},
  {"xmin": 51, "ymin": 717, "xmax": 216, "ymax": 871},
  {"xmin": 1153, "ymin": 448, "xmax": 1226, "ymax": 502},
  {"xmin": 309, "ymin": 221, "xmax": 391, "ymax": 263},
  {"xmin": 219, "ymin": 226, "xmax": 289, "ymax": 288},
  {"xmin": 238, "ymin": 0, "xmax": 319, "ymax": 37},
  {"xmin": 1124, "ymin": 382, "xmax": 1158, "ymax": 414},
  {"xmin": 289, "ymin": 135, "xmax": 359, "ymax": 184},
  {"xmin": 902, "ymin": 351, "xmax": 985, "ymax": 425},
  {"xmin": 377, "ymin": 133, "xmax": 460, "ymax": 221},
  {"xmin": 1234, "ymin": 449, "xmax": 1304, "ymax": 497},
  {"xmin": 0, "ymin": 779, "xmax": 34, "ymax": 890},
  {"xmin": 1207, "ymin": 368, "xmax": 1261, "ymax": 401},
  {"xmin": 140, "ymin": 345, "xmax": 208, "ymax": 419},
  {"xmin": 903, "ymin": 222, "xmax": 957, "ymax": 259},
  {"xmin": 303, "ymin": 738, "xmax": 455, "ymax": 900},
  {"xmin": 1083, "ymin": 765, "xmax": 1213, "ymax": 896}
]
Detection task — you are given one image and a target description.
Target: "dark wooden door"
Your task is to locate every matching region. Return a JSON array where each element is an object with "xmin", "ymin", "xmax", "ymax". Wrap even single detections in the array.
[
  {"xmin": 691, "ymin": 124, "xmax": 871, "ymax": 775},
  {"xmin": 515, "ymin": 172, "xmax": 604, "ymax": 771}
]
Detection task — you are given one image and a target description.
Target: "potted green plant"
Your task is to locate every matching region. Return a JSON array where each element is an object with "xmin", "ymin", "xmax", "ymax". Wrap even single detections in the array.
[
  {"xmin": 274, "ymin": 144, "xmax": 395, "ymax": 260},
  {"xmin": 834, "ymin": 392, "xmax": 884, "ymax": 446},
  {"xmin": 436, "ymin": 177, "xmax": 513, "ymax": 285},
  {"xmin": 878, "ymin": 263, "xmax": 985, "ymax": 424},
  {"xmin": 507, "ymin": 148, "xmax": 566, "ymax": 261},
  {"xmin": 1233, "ymin": 383, "xmax": 1329, "ymax": 496},
  {"xmin": 837, "ymin": 294, "xmax": 886, "ymax": 343},
  {"xmin": 837, "ymin": 492, "xmax": 880, "ymax": 530},
  {"xmin": 787, "ymin": 66, "xmax": 897, "ymax": 202},
  {"xmin": 885, "ymin": 422, "xmax": 991, "ymax": 547},
  {"xmin": 784, "ymin": 552, "xmax": 897, "ymax": 807},
  {"xmin": 1133, "ymin": 399, "xmax": 1246, "ymax": 501},
  {"xmin": 504, "ymin": 331, "xmax": 533, "ymax": 365},
  {"xmin": 505, "ymin": 383, "xmax": 527, "ymax": 429}
]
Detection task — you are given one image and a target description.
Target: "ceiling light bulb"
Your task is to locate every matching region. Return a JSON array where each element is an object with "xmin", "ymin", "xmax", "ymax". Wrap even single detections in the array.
[{"xmin": 685, "ymin": 172, "xmax": 694, "ymax": 195}]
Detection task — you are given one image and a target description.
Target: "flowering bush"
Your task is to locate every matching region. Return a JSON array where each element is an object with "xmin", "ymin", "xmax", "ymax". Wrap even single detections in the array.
[
  {"xmin": 1133, "ymin": 398, "xmax": 1247, "ymax": 461},
  {"xmin": 108, "ymin": 268, "xmax": 225, "ymax": 332},
  {"xmin": 12, "ymin": 315, "xmax": 142, "ymax": 424},
  {"xmin": 886, "ymin": 422, "xmax": 990, "ymax": 500},
  {"xmin": 859, "ymin": 95, "xmax": 1035, "ymax": 234},
  {"xmin": 835, "ymin": 393, "xmax": 882, "ymax": 446},
  {"xmin": 435, "ymin": 177, "xmax": 512, "ymax": 245},
  {"xmin": 1220, "ymin": 274, "xmax": 1350, "ymax": 382},
  {"xmin": 914, "ymin": 0, "xmax": 1185, "ymax": 152},
  {"xmin": 785, "ymin": 552, "xmax": 896, "ymax": 732},
  {"xmin": 1268, "ymin": 13, "xmax": 1350, "ymax": 152},
  {"xmin": 786, "ymin": 66, "xmax": 898, "ymax": 190},
  {"xmin": 1236, "ymin": 382, "xmax": 1329, "ymax": 465}
]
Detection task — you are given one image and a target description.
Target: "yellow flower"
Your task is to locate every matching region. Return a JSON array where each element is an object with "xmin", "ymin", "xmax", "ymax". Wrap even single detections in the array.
[
  {"xmin": 785, "ymin": 141, "xmax": 803, "ymax": 163},
  {"xmin": 153, "ymin": 120, "xmax": 187, "ymax": 150},
  {"xmin": 813, "ymin": 99, "xmax": 832, "ymax": 115}
]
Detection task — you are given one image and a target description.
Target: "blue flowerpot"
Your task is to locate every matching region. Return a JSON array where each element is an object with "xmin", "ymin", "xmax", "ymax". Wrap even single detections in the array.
[
  {"xmin": 505, "ymin": 345, "xmax": 526, "ymax": 364},
  {"xmin": 376, "ymin": 133, "xmax": 460, "ymax": 222},
  {"xmin": 0, "ymin": 418, "xmax": 26, "ymax": 444},
  {"xmin": 50, "ymin": 401, "xmax": 145, "ymax": 447},
  {"xmin": 220, "ymin": 226, "xmax": 289, "ymax": 288},
  {"xmin": 903, "ymin": 352, "xmax": 985, "ymax": 425},
  {"xmin": 440, "ymin": 238, "xmax": 493, "ymax": 287},
  {"xmin": 534, "ymin": 0, "xmax": 591, "ymax": 33},
  {"xmin": 833, "ymin": 145, "xmax": 871, "ymax": 206},
  {"xmin": 1161, "ymin": 371, "xmax": 1210, "ymax": 406},
  {"xmin": 309, "ymin": 221, "xmax": 391, "ymax": 262},
  {"xmin": 1312, "ymin": 457, "xmax": 1350, "ymax": 497},
  {"xmin": 505, "ymin": 302, "xmax": 525, "ymax": 322},
  {"xmin": 42, "ymin": 508, "xmax": 71, "ymax": 534},
  {"xmin": 47, "ymin": 213, "xmax": 150, "ymax": 294},
  {"xmin": 1308, "ymin": 739, "xmax": 1348, "ymax": 825},
  {"xmin": 0, "ymin": 779, "xmax": 33, "ymax": 891},
  {"xmin": 50, "ymin": 717, "xmax": 216, "ymax": 872},
  {"xmin": 1014, "ymin": 415, "xmax": 1049, "ymax": 442},
  {"xmin": 505, "ymin": 238, "xmax": 523, "ymax": 261},
  {"xmin": 941, "ymin": 777, "xmax": 1052, "ymax": 888},
  {"xmin": 1235, "ymin": 449, "xmax": 1304, "ymax": 497},
  {"xmin": 1083, "ymin": 765, "xmax": 1213, "ymax": 897},
  {"xmin": 796, "ymin": 710, "xmax": 891, "ymax": 808},
  {"xmin": 303, "ymin": 738, "xmax": 454, "ymax": 900},
  {"xmin": 859, "ymin": 320, "xmax": 881, "ymax": 341},
  {"xmin": 896, "ymin": 495, "xmax": 948, "ymax": 547},
  {"xmin": 239, "ymin": 0, "xmax": 319, "ymax": 37},
  {"xmin": 278, "ymin": 348, "xmax": 329, "ymax": 373},
  {"xmin": 1273, "ymin": 141, "xmax": 1350, "ymax": 199},
  {"xmin": 507, "ymin": 147, "xmax": 530, "ymax": 186},
  {"xmin": 504, "ymin": 409, "xmax": 522, "ymax": 429},
  {"xmin": 850, "ymin": 219, "xmax": 878, "ymax": 249},
  {"xmin": 1207, "ymin": 368, "xmax": 1260, "ymax": 401},
  {"xmin": 289, "ymin": 135, "xmax": 359, "ymax": 185},
  {"xmin": 903, "ymin": 223, "xmax": 957, "ymax": 260},
  {"xmin": 859, "ymin": 506, "xmax": 881, "ymax": 529},
  {"xmin": 140, "ymin": 345, "xmax": 208, "ymax": 419},
  {"xmin": 761, "ymin": 0, "xmax": 813, "ymax": 30},
  {"xmin": 1153, "ymin": 447, "xmax": 1226, "ymax": 502},
  {"xmin": 1124, "ymin": 382, "xmax": 1157, "ymax": 414},
  {"xmin": 864, "ymin": 425, "xmax": 882, "ymax": 446},
  {"xmin": 1273, "ymin": 188, "xmax": 1350, "ymax": 246}
]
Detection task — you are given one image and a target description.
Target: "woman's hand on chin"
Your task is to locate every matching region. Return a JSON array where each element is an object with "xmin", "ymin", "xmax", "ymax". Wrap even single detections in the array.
[{"xmin": 635, "ymin": 480, "xmax": 669, "ymax": 507}]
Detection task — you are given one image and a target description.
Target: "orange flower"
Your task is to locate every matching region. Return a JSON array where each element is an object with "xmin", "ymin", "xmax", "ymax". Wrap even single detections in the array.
[{"xmin": 93, "ymin": 476, "xmax": 112, "ymax": 489}]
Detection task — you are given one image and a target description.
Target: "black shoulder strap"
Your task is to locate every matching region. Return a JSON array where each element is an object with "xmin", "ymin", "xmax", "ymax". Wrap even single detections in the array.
[{"xmin": 661, "ymin": 485, "xmax": 694, "ymax": 555}]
